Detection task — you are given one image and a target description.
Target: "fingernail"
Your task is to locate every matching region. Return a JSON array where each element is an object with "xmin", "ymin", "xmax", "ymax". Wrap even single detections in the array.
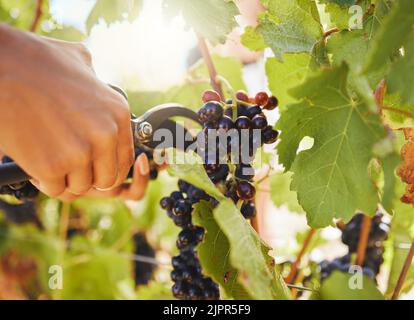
[{"xmin": 138, "ymin": 153, "xmax": 150, "ymax": 175}]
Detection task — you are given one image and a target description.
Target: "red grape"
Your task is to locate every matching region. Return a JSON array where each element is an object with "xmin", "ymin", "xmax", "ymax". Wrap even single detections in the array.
[
  {"xmin": 202, "ymin": 90, "xmax": 221, "ymax": 103},
  {"xmin": 255, "ymin": 92, "xmax": 269, "ymax": 106}
]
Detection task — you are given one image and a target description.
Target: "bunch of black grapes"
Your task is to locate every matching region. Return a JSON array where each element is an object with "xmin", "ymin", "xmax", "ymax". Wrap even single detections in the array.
[
  {"xmin": 0, "ymin": 199, "xmax": 42, "ymax": 229},
  {"xmin": 0, "ymin": 156, "xmax": 39, "ymax": 201},
  {"xmin": 128, "ymin": 146, "xmax": 160, "ymax": 181},
  {"xmin": 319, "ymin": 212, "xmax": 389, "ymax": 281},
  {"xmin": 160, "ymin": 89, "xmax": 279, "ymax": 300},
  {"xmin": 133, "ymin": 232, "xmax": 156, "ymax": 286}
]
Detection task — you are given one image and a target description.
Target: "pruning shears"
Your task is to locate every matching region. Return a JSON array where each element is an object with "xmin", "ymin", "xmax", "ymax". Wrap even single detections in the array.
[{"xmin": 0, "ymin": 86, "xmax": 201, "ymax": 187}]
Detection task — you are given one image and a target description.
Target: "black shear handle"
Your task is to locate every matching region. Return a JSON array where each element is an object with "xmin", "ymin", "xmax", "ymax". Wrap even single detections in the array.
[{"xmin": 0, "ymin": 162, "xmax": 30, "ymax": 186}]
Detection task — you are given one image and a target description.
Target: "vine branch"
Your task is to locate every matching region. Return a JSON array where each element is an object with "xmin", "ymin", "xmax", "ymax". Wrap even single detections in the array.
[
  {"xmin": 356, "ymin": 215, "xmax": 371, "ymax": 266},
  {"xmin": 375, "ymin": 79, "xmax": 386, "ymax": 116},
  {"xmin": 285, "ymin": 228, "xmax": 316, "ymax": 284},
  {"xmin": 382, "ymin": 106, "xmax": 414, "ymax": 118},
  {"xmin": 392, "ymin": 238, "xmax": 414, "ymax": 300},
  {"xmin": 374, "ymin": 80, "xmax": 414, "ymax": 118},
  {"xmin": 196, "ymin": 34, "xmax": 224, "ymax": 99},
  {"xmin": 30, "ymin": 0, "xmax": 43, "ymax": 33}
]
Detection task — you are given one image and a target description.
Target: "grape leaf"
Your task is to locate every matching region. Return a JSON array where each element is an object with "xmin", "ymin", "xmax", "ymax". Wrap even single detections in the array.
[
  {"xmin": 326, "ymin": 1, "xmax": 391, "ymax": 88},
  {"xmin": 317, "ymin": 271, "xmax": 384, "ymax": 300},
  {"xmin": 276, "ymin": 64, "xmax": 387, "ymax": 227},
  {"xmin": 380, "ymin": 151, "xmax": 400, "ymax": 214},
  {"xmin": 86, "ymin": 0, "xmax": 142, "ymax": 34},
  {"xmin": 382, "ymin": 93, "xmax": 414, "ymax": 129},
  {"xmin": 44, "ymin": 26, "xmax": 87, "ymax": 42},
  {"xmin": 266, "ymin": 53, "xmax": 311, "ymax": 107},
  {"xmin": 212, "ymin": 201, "xmax": 290, "ymax": 300},
  {"xmin": 270, "ymin": 172, "xmax": 304, "ymax": 214},
  {"xmin": 166, "ymin": 149, "xmax": 225, "ymax": 201},
  {"xmin": 364, "ymin": 0, "xmax": 414, "ymax": 75},
  {"xmin": 322, "ymin": 2, "xmax": 351, "ymax": 30},
  {"xmin": 364, "ymin": 0, "xmax": 414, "ymax": 69},
  {"xmin": 192, "ymin": 202, "xmax": 250, "ymax": 299},
  {"xmin": 327, "ymin": 29, "xmax": 386, "ymax": 88},
  {"xmin": 243, "ymin": 0, "xmax": 323, "ymax": 60},
  {"xmin": 387, "ymin": 33, "xmax": 414, "ymax": 105},
  {"xmin": 241, "ymin": 26, "xmax": 267, "ymax": 52},
  {"xmin": 162, "ymin": 0, "xmax": 239, "ymax": 45}
]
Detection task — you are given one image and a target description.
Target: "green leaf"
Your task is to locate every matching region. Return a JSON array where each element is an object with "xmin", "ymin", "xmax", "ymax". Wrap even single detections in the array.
[
  {"xmin": 327, "ymin": 29, "xmax": 386, "ymax": 88},
  {"xmin": 382, "ymin": 93, "xmax": 414, "ymax": 128},
  {"xmin": 318, "ymin": 271, "xmax": 384, "ymax": 300},
  {"xmin": 45, "ymin": 26, "xmax": 87, "ymax": 42},
  {"xmin": 364, "ymin": 0, "xmax": 414, "ymax": 73},
  {"xmin": 379, "ymin": 150, "xmax": 400, "ymax": 214},
  {"xmin": 86, "ymin": 0, "xmax": 142, "ymax": 34},
  {"xmin": 276, "ymin": 64, "xmax": 387, "ymax": 227},
  {"xmin": 387, "ymin": 33, "xmax": 414, "ymax": 105},
  {"xmin": 266, "ymin": 53, "xmax": 311, "ymax": 107},
  {"xmin": 322, "ymin": 2, "xmax": 352, "ymax": 30},
  {"xmin": 212, "ymin": 201, "xmax": 290, "ymax": 300},
  {"xmin": 241, "ymin": 26, "xmax": 267, "ymax": 51},
  {"xmin": 269, "ymin": 172, "xmax": 304, "ymax": 214},
  {"xmin": 326, "ymin": 1, "xmax": 391, "ymax": 88},
  {"xmin": 162, "ymin": 0, "xmax": 239, "ymax": 45},
  {"xmin": 192, "ymin": 202, "xmax": 250, "ymax": 299},
  {"xmin": 167, "ymin": 149, "xmax": 225, "ymax": 201},
  {"xmin": 246, "ymin": 0, "xmax": 323, "ymax": 60}
]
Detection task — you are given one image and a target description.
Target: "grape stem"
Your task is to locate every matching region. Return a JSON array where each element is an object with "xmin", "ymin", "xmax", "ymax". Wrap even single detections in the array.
[
  {"xmin": 196, "ymin": 34, "xmax": 224, "ymax": 99},
  {"xmin": 322, "ymin": 27, "xmax": 340, "ymax": 39},
  {"xmin": 375, "ymin": 80, "xmax": 414, "ymax": 118},
  {"xmin": 30, "ymin": 0, "xmax": 43, "ymax": 33},
  {"xmin": 382, "ymin": 106, "xmax": 414, "ymax": 118},
  {"xmin": 356, "ymin": 215, "xmax": 371, "ymax": 266},
  {"xmin": 285, "ymin": 228, "xmax": 316, "ymax": 284},
  {"xmin": 375, "ymin": 80, "xmax": 386, "ymax": 115},
  {"xmin": 392, "ymin": 238, "xmax": 414, "ymax": 300}
]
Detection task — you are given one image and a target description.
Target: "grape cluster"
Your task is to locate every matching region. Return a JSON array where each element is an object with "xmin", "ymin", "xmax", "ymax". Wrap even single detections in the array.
[
  {"xmin": 160, "ymin": 183, "xmax": 220, "ymax": 300},
  {"xmin": 319, "ymin": 212, "xmax": 389, "ymax": 281},
  {"xmin": 0, "ymin": 199, "xmax": 42, "ymax": 228},
  {"xmin": 341, "ymin": 213, "xmax": 389, "ymax": 252},
  {"xmin": 160, "ymin": 90, "xmax": 279, "ymax": 300},
  {"xmin": 0, "ymin": 156, "xmax": 39, "ymax": 201},
  {"xmin": 128, "ymin": 146, "xmax": 160, "ymax": 180},
  {"xmin": 133, "ymin": 232, "xmax": 156, "ymax": 286}
]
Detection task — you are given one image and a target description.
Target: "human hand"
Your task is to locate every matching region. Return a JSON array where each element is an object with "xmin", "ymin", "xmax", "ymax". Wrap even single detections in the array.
[{"xmin": 0, "ymin": 24, "xmax": 135, "ymax": 199}]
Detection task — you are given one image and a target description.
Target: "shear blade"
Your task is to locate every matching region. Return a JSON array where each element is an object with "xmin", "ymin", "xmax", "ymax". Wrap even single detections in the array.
[
  {"xmin": 145, "ymin": 119, "xmax": 197, "ymax": 151},
  {"xmin": 136, "ymin": 103, "xmax": 201, "ymax": 150}
]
